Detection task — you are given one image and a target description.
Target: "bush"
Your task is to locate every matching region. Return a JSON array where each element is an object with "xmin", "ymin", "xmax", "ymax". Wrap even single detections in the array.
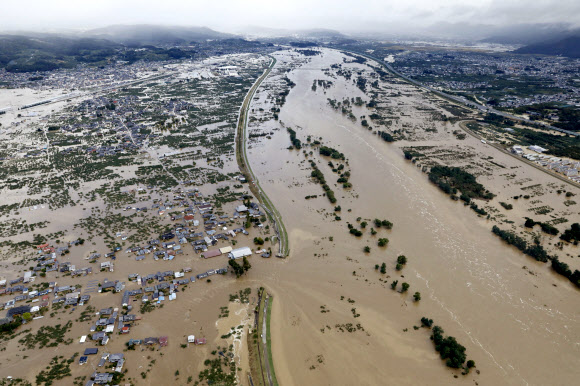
[
  {"xmin": 287, "ymin": 128, "xmax": 301, "ymax": 149},
  {"xmin": 540, "ymin": 222, "xmax": 559, "ymax": 235},
  {"xmin": 381, "ymin": 220, "xmax": 393, "ymax": 229},
  {"xmin": 319, "ymin": 146, "xmax": 345, "ymax": 160},
  {"xmin": 500, "ymin": 202, "xmax": 513, "ymax": 210},
  {"xmin": 421, "ymin": 317, "xmax": 433, "ymax": 328},
  {"xmin": 491, "ymin": 226, "xmax": 549, "ymax": 262},
  {"xmin": 560, "ymin": 223, "xmax": 580, "ymax": 243},
  {"xmin": 377, "ymin": 131, "xmax": 395, "ymax": 142},
  {"xmin": 380, "ymin": 263, "xmax": 386, "ymax": 274},
  {"xmin": 349, "ymin": 228, "xmax": 362, "ymax": 237},
  {"xmin": 551, "ymin": 257, "xmax": 580, "ymax": 288}
]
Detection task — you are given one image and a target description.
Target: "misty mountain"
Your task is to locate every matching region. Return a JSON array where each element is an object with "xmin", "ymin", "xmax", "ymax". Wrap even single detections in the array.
[
  {"xmin": 84, "ymin": 25, "xmax": 234, "ymax": 45},
  {"xmin": 479, "ymin": 23, "xmax": 580, "ymax": 45},
  {"xmin": 407, "ymin": 22, "xmax": 578, "ymax": 45},
  {"xmin": 514, "ymin": 35, "xmax": 580, "ymax": 58}
]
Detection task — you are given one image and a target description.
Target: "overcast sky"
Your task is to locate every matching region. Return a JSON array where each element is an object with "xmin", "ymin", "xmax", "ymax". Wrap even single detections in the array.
[{"xmin": 2, "ymin": 0, "xmax": 580, "ymax": 33}]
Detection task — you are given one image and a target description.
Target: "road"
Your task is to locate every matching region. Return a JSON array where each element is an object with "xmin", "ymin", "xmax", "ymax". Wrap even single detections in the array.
[
  {"xmin": 344, "ymin": 50, "xmax": 578, "ymax": 137},
  {"xmin": 235, "ymin": 56, "xmax": 289, "ymax": 257},
  {"xmin": 338, "ymin": 49, "xmax": 580, "ymax": 189}
]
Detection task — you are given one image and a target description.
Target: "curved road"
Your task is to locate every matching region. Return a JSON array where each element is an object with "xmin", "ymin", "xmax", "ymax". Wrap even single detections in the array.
[{"xmin": 235, "ymin": 56, "xmax": 289, "ymax": 257}]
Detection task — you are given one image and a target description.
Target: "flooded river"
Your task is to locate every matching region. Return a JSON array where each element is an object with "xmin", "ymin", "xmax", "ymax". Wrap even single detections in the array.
[{"xmin": 247, "ymin": 49, "xmax": 580, "ymax": 385}]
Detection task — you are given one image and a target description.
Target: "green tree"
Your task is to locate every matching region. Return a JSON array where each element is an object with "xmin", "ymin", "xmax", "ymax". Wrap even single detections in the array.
[
  {"xmin": 401, "ymin": 282, "xmax": 410, "ymax": 293},
  {"xmin": 229, "ymin": 260, "xmax": 245, "ymax": 277},
  {"xmin": 466, "ymin": 360, "xmax": 475, "ymax": 368},
  {"xmin": 242, "ymin": 256, "xmax": 252, "ymax": 273},
  {"xmin": 378, "ymin": 238, "xmax": 389, "ymax": 247},
  {"xmin": 391, "ymin": 280, "xmax": 398, "ymax": 290},
  {"xmin": 22, "ymin": 312, "xmax": 32, "ymax": 322},
  {"xmin": 413, "ymin": 292, "xmax": 421, "ymax": 301},
  {"xmin": 380, "ymin": 262, "xmax": 387, "ymax": 274},
  {"xmin": 421, "ymin": 317, "xmax": 433, "ymax": 328},
  {"xmin": 431, "ymin": 325, "xmax": 467, "ymax": 368},
  {"xmin": 363, "ymin": 246, "xmax": 370, "ymax": 253},
  {"xmin": 396, "ymin": 255, "xmax": 407, "ymax": 270},
  {"xmin": 381, "ymin": 220, "xmax": 393, "ymax": 229},
  {"xmin": 360, "ymin": 221, "xmax": 367, "ymax": 228}
]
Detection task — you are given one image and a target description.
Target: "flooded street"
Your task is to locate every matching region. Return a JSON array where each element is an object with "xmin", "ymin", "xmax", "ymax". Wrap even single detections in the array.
[{"xmin": 248, "ymin": 49, "xmax": 580, "ymax": 385}]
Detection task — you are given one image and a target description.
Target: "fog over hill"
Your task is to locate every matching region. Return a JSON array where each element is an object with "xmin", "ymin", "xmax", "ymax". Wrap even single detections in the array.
[
  {"xmin": 515, "ymin": 35, "xmax": 580, "ymax": 58},
  {"xmin": 83, "ymin": 25, "xmax": 234, "ymax": 45}
]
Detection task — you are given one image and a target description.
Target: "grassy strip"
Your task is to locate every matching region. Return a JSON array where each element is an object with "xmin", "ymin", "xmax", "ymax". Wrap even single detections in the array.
[
  {"xmin": 256, "ymin": 293, "xmax": 268, "ymax": 384},
  {"xmin": 247, "ymin": 327, "xmax": 266, "ymax": 386},
  {"xmin": 265, "ymin": 297, "xmax": 279, "ymax": 386}
]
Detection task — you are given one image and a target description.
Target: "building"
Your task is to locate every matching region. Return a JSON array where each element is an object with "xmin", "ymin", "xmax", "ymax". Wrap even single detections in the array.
[
  {"xmin": 529, "ymin": 145, "xmax": 547, "ymax": 153},
  {"xmin": 511, "ymin": 146, "xmax": 523, "ymax": 155},
  {"xmin": 84, "ymin": 348, "xmax": 99, "ymax": 355},
  {"xmin": 7, "ymin": 305, "xmax": 30, "ymax": 318},
  {"xmin": 201, "ymin": 249, "xmax": 221, "ymax": 259},
  {"xmin": 144, "ymin": 337, "xmax": 158, "ymax": 345},
  {"xmin": 219, "ymin": 246, "xmax": 233, "ymax": 254},
  {"xmin": 228, "ymin": 247, "xmax": 252, "ymax": 260}
]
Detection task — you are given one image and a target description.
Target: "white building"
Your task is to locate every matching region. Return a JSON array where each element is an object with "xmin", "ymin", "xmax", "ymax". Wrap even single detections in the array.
[
  {"xmin": 511, "ymin": 146, "xmax": 523, "ymax": 155},
  {"xmin": 228, "ymin": 247, "xmax": 252, "ymax": 260},
  {"xmin": 529, "ymin": 145, "xmax": 547, "ymax": 153},
  {"xmin": 219, "ymin": 246, "xmax": 233, "ymax": 254}
]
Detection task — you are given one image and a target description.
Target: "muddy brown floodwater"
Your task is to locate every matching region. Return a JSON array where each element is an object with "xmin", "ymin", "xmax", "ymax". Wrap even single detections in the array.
[{"xmin": 247, "ymin": 49, "xmax": 580, "ymax": 385}]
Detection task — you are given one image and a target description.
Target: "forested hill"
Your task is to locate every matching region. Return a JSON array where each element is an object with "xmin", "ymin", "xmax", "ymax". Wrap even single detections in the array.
[
  {"xmin": 514, "ymin": 36, "xmax": 580, "ymax": 58},
  {"xmin": 0, "ymin": 34, "xmax": 120, "ymax": 72},
  {"xmin": 0, "ymin": 26, "xmax": 268, "ymax": 73}
]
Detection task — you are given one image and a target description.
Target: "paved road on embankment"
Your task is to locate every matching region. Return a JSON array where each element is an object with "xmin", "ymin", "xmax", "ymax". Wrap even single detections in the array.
[{"xmin": 235, "ymin": 56, "xmax": 289, "ymax": 257}]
